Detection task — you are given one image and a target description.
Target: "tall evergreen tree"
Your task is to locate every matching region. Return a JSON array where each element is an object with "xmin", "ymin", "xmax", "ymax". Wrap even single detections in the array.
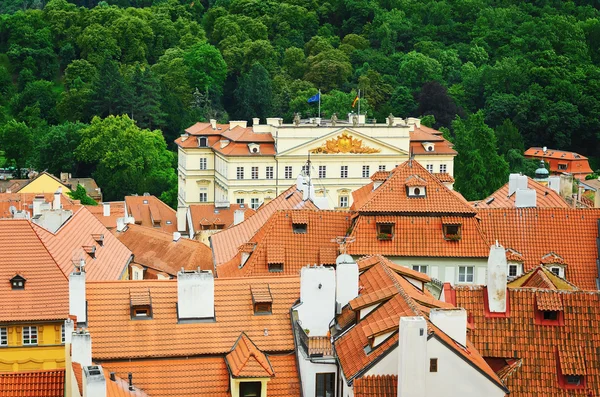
[
  {"xmin": 234, "ymin": 63, "xmax": 273, "ymax": 121},
  {"xmin": 129, "ymin": 65, "xmax": 165, "ymax": 129},
  {"xmin": 91, "ymin": 60, "xmax": 132, "ymax": 118}
]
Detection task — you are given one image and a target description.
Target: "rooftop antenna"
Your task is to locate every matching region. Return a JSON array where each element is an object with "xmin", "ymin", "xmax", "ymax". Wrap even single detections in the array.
[{"xmin": 332, "ymin": 236, "xmax": 356, "ymax": 255}]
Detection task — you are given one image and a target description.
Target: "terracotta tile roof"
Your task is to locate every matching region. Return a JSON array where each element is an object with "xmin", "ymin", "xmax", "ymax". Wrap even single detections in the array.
[
  {"xmin": 72, "ymin": 363, "xmax": 147, "ymax": 397},
  {"xmin": 251, "ymin": 284, "xmax": 272, "ymax": 303},
  {"xmin": 409, "ymin": 128, "xmax": 445, "ymax": 142},
  {"xmin": 348, "ymin": 285, "xmax": 397, "ymax": 310},
  {"xmin": 525, "ymin": 147, "xmax": 589, "ymax": 161},
  {"xmin": 125, "ymin": 195, "xmax": 177, "ymax": 233},
  {"xmin": 86, "ymin": 202, "xmax": 125, "ymax": 229},
  {"xmin": 319, "ymin": 246, "xmax": 338, "ymax": 265},
  {"xmin": 211, "ymin": 186, "xmax": 317, "ymax": 266},
  {"xmin": 410, "ymin": 140, "xmax": 457, "ymax": 155},
  {"xmin": 130, "ymin": 288, "xmax": 152, "ymax": 306},
  {"xmin": 347, "ymin": 215, "xmax": 490, "ymax": 258},
  {"xmin": 0, "ymin": 220, "xmax": 69, "ymax": 322},
  {"xmin": 226, "ymin": 333, "xmax": 274, "ymax": 378},
  {"xmin": 0, "ymin": 369, "xmax": 65, "ymax": 397},
  {"xmin": 189, "ymin": 204, "xmax": 256, "ymax": 232},
  {"xmin": 535, "ymin": 290, "xmax": 564, "ymax": 311},
  {"xmin": 477, "ymin": 208, "xmax": 600, "ymax": 290},
  {"xmin": 508, "ymin": 265, "xmax": 579, "ymax": 291},
  {"xmin": 0, "ymin": 179, "xmax": 30, "ymax": 193},
  {"xmin": 505, "ymin": 248, "xmax": 524, "ymax": 262},
  {"xmin": 362, "ymin": 316, "xmax": 397, "ymax": 338},
  {"xmin": 184, "ymin": 122, "xmax": 227, "ymax": 136},
  {"xmin": 350, "ymin": 182, "xmax": 374, "ymax": 211},
  {"xmin": 116, "ymin": 224, "xmax": 213, "ymax": 277},
  {"xmin": 353, "ymin": 375, "xmax": 397, "ymax": 397},
  {"xmin": 0, "ymin": 192, "xmax": 80, "ymax": 219},
  {"xmin": 454, "ymin": 286, "xmax": 600, "ymax": 396},
  {"xmin": 433, "ymin": 172, "xmax": 454, "ymax": 183},
  {"xmin": 216, "ymin": 210, "xmax": 351, "ymax": 278},
  {"xmin": 220, "ymin": 127, "xmax": 274, "ymax": 143},
  {"xmin": 32, "ymin": 207, "xmax": 132, "ymax": 281},
  {"xmin": 525, "ymin": 147, "xmax": 594, "ymax": 175},
  {"xmin": 308, "ymin": 336, "xmax": 333, "ymax": 356},
  {"xmin": 86, "ymin": 276, "xmax": 300, "ymax": 359},
  {"xmin": 356, "ymin": 255, "xmax": 431, "ymax": 283},
  {"xmin": 472, "ymin": 177, "xmax": 569, "ymax": 209},
  {"xmin": 61, "ymin": 176, "xmax": 102, "ymax": 201},
  {"xmin": 558, "ymin": 345, "xmax": 586, "ymax": 376},
  {"xmin": 540, "ymin": 251, "xmax": 565, "ymax": 265},
  {"xmin": 212, "ymin": 141, "xmax": 276, "ymax": 156},
  {"xmin": 370, "ymin": 171, "xmax": 390, "ymax": 181},
  {"xmin": 353, "ymin": 160, "xmax": 476, "ymax": 214}
]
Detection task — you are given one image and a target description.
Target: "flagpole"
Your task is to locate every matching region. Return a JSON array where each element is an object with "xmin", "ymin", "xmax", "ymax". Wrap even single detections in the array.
[
  {"xmin": 357, "ymin": 89, "xmax": 361, "ymax": 117},
  {"xmin": 318, "ymin": 89, "xmax": 321, "ymax": 118}
]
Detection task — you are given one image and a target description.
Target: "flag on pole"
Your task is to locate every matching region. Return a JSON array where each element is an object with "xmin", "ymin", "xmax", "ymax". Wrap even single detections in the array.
[
  {"xmin": 352, "ymin": 94, "xmax": 359, "ymax": 108},
  {"xmin": 307, "ymin": 92, "xmax": 320, "ymax": 103}
]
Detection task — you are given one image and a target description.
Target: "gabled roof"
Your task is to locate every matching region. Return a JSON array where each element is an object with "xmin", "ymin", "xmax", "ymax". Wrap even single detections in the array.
[
  {"xmin": 472, "ymin": 177, "xmax": 569, "ymax": 209},
  {"xmin": 525, "ymin": 147, "xmax": 589, "ymax": 161},
  {"xmin": 0, "ymin": 220, "xmax": 68, "ymax": 322},
  {"xmin": 86, "ymin": 202, "xmax": 125, "ymax": 229},
  {"xmin": 32, "ymin": 207, "xmax": 132, "ymax": 281},
  {"xmin": 354, "ymin": 160, "xmax": 476, "ymax": 215},
  {"xmin": 507, "ymin": 265, "xmax": 579, "ymax": 291},
  {"xmin": 189, "ymin": 204, "xmax": 256, "ymax": 232},
  {"xmin": 86, "ymin": 276, "xmax": 300, "ymax": 360},
  {"xmin": 72, "ymin": 362, "xmax": 148, "ymax": 397},
  {"xmin": 454, "ymin": 285, "xmax": 600, "ymax": 396},
  {"xmin": 124, "ymin": 195, "xmax": 177, "ymax": 233},
  {"xmin": 211, "ymin": 186, "xmax": 317, "ymax": 266},
  {"xmin": 0, "ymin": 192, "xmax": 80, "ymax": 219},
  {"xmin": 477, "ymin": 208, "xmax": 600, "ymax": 290},
  {"xmin": 226, "ymin": 333, "xmax": 274, "ymax": 378},
  {"xmin": 115, "ymin": 224, "xmax": 213, "ymax": 277},
  {"xmin": 216, "ymin": 210, "xmax": 351, "ymax": 277},
  {"xmin": 61, "ymin": 176, "xmax": 102, "ymax": 201},
  {"xmin": 353, "ymin": 375, "xmax": 397, "ymax": 397},
  {"xmin": 16, "ymin": 171, "xmax": 71, "ymax": 194},
  {"xmin": 0, "ymin": 369, "xmax": 65, "ymax": 397},
  {"xmin": 0, "ymin": 178, "xmax": 30, "ymax": 193},
  {"xmin": 356, "ymin": 255, "xmax": 431, "ymax": 283}
]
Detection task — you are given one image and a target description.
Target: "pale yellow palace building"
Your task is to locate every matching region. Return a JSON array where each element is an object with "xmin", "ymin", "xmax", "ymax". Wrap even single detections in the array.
[{"xmin": 175, "ymin": 114, "xmax": 456, "ymax": 210}]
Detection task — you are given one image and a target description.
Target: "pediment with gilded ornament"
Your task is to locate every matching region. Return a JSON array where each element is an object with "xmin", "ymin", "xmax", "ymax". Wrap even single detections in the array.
[{"xmin": 310, "ymin": 132, "xmax": 380, "ymax": 154}]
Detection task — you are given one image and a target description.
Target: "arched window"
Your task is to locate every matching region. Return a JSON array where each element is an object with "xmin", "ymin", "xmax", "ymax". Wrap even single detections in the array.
[{"xmin": 414, "ymin": 187, "xmax": 421, "ymax": 195}]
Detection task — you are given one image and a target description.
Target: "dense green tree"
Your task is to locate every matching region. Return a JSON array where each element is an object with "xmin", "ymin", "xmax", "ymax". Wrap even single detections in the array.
[
  {"xmin": 129, "ymin": 65, "xmax": 165, "ymax": 129},
  {"xmin": 184, "ymin": 42, "xmax": 228, "ymax": 94},
  {"xmin": 68, "ymin": 184, "xmax": 98, "ymax": 206},
  {"xmin": 36, "ymin": 122, "xmax": 85, "ymax": 175},
  {"xmin": 234, "ymin": 63, "xmax": 272, "ymax": 121},
  {"xmin": 305, "ymin": 50, "xmax": 352, "ymax": 91},
  {"xmin": 91, "ymin": 59, "xmax": 131, "ymax": 117},
  {"xmin": 0, "ymin": 120, "xmax": 33, "ymax": 178}
]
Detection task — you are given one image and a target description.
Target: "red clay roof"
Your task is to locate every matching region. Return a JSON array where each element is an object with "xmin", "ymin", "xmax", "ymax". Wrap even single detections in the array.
[
  {"xmin": 409, "ymin": 128, "xmax": 445, "ymax": 142},
  {"xmin": 115, "ymin": 224, "xmax": 213, "ymax": 276},
  {"xmin": 356, "ymin": 255, "xmax": 431, "ymax": 283},
  {"xmin": 354, "ymin": 160, "xmax": 476, "ymax": 214},
  {"xmin": 525, "ymin": 147, "xmax": 589, "ymax": 161},
  {"xmin": 433, "ymin": 172, "xmax": 454, "ymax": 183},
  {"xmin": 125, "ymin": 195, "xmax": 177, "ymax": 233},
  {"xmin": 86, "ymin": 276, "xmax": 300, "ymax": 360},
  {"xmin": 477, "ymin": 208, "xmax": 600, "ymax": 290},
  {"xmin": 189, "ymin": 204, "xmax": 256, "ymax": 232},
  {"xmin": 217, "ymin": 210, "xmax": 351, "ymax": 277},
  {"xmin": 184, "ymin": 122, "xmax": 227, "ymax": 136},
  {"xmin": 525, "ymin": 147, "xmax": 594, "ymax": 175},
  {"xmin": 0, "ymin": 369, "xmax": 65, "ymax": 397},
  {"xmin": 225, "ymin": 333, "xmax": 274, "ymax": 378},
  {"xmin": 353, "ymin": 375, "xmax": 397, "ymax": 397},
  {"xmin": 0, "ymin": 192, "xmax": 80, "ymax": 219},
  {"xmin": 72, "ymin": 363, "xmax": 147, "ymax": 397},
  {"xmin": 410, "ymin": 140, "xmax": 457, "ymax": 155},
  {"xmin": 86, "ymin": 202, "xmax": 126, "ymax": 229},
  {"xmin": 0, "ymin": 220, "xmax": 69, "ymax": 322},
  {"xmin": 0, "ymin": 179, "xmax": 30, "ymax": 193},
  {"xmin": 454, "ymin": 286, "xmax": 600, "ymax": 396},
  {"xmin": 211, "ymin": 141, "xmax": 276, "ymax": 156},
  {"xmin": 220, "ymin": 127, "xmax": 274, "ymax": 143},
  {"xmin": 472, "ymin": 177, "xmax": 569, "ymax": 209},
  {"xmin": 211, "ymin": 186, "xmax": 317, "ymax": 266},
  {"xmin": 32, "ymin": 207, "xmax": 132, "ymax": 281}
]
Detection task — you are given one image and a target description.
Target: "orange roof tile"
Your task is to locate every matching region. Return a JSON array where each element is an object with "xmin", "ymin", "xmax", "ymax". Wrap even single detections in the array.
[
  {"xmin": 535, "ymin": 290, "xmax": 563, "ymax": 311},
  {"xmin": 454, "ymin": 286, "xmax": 600, "ymax": 396},
  {"xmin": 220, "ymin": 127, "xmax": 274, "ymax": 143},
  {"xmin": 356, "ymin": 255, "xmax": 431, "ymax": 283},
  {"xmin": 116, "ymin": 224, "xmax": 213, "ymax": 277},
  {"xmin": 558, "ymin": 345, "xmax": 586, "ymax": 376},
  {"xmin": 184, "ymin": 122, "xmax": 227, "ymax": 136},
  {"xmin": 0, "ymin": 369, "xmax": 65, "ymax": 397},
  {"xmin": 354, "ymin": 160, "xmax": 476, "ymax": 214},
  {"xmin": 87, "ymin": 276, "xmax": 300, "ymax": 360},
  {"xmin": 211, "ymin": 186, "xmax": 317, "ymax": 266},
  {"xmin": 362, "ymin": 316, "xmax": 397, "ymax": 338},
  {"xmin": 410, "ymin": 140, "xmax": 457, "ymax": 155},
  {"xmin": 32, "ymin": 207, "xmax": 132, "ymax": 281},
  {"xmin": 251, "ymin": 284, "xmax": 272, "ymax": 303},
  {"xmin": 217, "ymin": 210, "xmax": 351, "ymax": 278},
  {"xmin": 472, "ymin": 177, "xmax": 569, "ymax": 209},
  {"xmin": 189, "ymin": 204, "xmax": 256, "ymax": 232},
  {"xmin": 350, "ymin": 182, "xmax": 375, "ymax": 211},
  {"xmin": 521, "ymin": 268, "xmax": 556, "ymax": 289},
  {"xmin": 0, "ymin": 192, "xmax": 80, "ymax": 219},
  {"xmin": 353, "ymin": 375, "xmax": 397, "ymax": 397},
  {"xmin": 525, "ymin": 147, "xmax": 593, "ymax": 175},
  {"xmin": 477, "ymin": 208, "xmax": 600, "ymax": 290},
  {"xmin": 72, "ymin": 363, "xmax": 147, "ymax": 397},
  {"xmin": 226, "ymin": 333, "xmax": 274, "ymax": 378},
  {"xmin": 212, "ymin": 141, "xmax": 276, "ymax": 157},
  {"xmin": 348, "ymin": 285, "xmax": 397, "ymax": 310},
  {"xmin": 505, "ymin": 248, "xmax": 524, "ymax": 263},
  {"xmin": 86, "ymin": 202, "xmax": 126, "ymax": 229},
  {"xmin": 0, "ymin": 179, "xmax": 30, "ymax": 193},
  {"xmin": 525, "ymin": 147, "xmax": 589, "ymax": 160},
  {"xmin": 370, "ymin": 171, "xmax": 390, "ymax": 181},
  {"xmin": 433, "ymin": 172, "xmax": 454, "ymax": 183},
  {"xmin": 125, "ymin": 196, "xmax": 177, "ymax": 233},
  {"xmin": 0, "ymin": 220, "xmax": 69, "ymax": 322},
  {"xmin": 319, "ymin": 246, "xmax": 338, "ymax": 265}
]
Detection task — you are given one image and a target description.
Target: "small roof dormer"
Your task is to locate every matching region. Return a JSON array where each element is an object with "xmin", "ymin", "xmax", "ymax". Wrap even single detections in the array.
[
  {"xmin": 248, "ymin": 143, "xmax": 260, "ymax": 154},
  {"xmin": 405, "ymin": 175, "xmax": 427, "ymax": 197},
  {"xmin": 130, "ymin": 288, "xmax": 153, "ymax": 320},
  {"xmin": 10, "ymin": 274, "xmax": 26, "ymax": 290},
  {"xmin": 421, "ymin": 142, "xmax": 435, "ymax": 152}
]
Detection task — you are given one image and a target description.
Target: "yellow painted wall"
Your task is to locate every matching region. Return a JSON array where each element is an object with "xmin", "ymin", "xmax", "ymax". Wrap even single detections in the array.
[
  {"xmin": 0, "ymin": 322, "xmax": 66, "ymax": 372},
  {"xmin": 18, "ymin": 174, "xmax": 71, "ymax": 194},
  {"xmin": 230, "ymin": 377, "xmax": 270, "ymax": 397}
]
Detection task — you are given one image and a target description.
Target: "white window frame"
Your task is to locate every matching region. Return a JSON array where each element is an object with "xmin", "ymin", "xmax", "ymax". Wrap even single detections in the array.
[
  {"xmin": 0, "ymin": 327, "xmax": 7, "ymax": 346},
  {"xmin": 236, "ymin": 167, "xmax": 244, "ymax": 180},
  {"xmin": 458, "ymin": 266, "xmax": 474, "ymax": 283},
  {"xmin": 199, "ymin": 158, "xmax": 207, "ymax": 170},
  {"xmin": 251, "ymin": 166, "xmax": 259, "ymax": 180},
  {"xmin": 319, "ymin": 166, "xmax": 326, "ymax": 178},
  {"xmin": 362, "ymin": 165, "xmax": 370, "ymax": 178},
  {"xmin": 439, "ymin": 164, "xmax": 447, "ymax": 173},
  {"xmin": 250, "ymin": 198, "xmax": 260, "ymax": 210},
  {"xmin": 285, "ymin": 166, "xmax": 293, "ymax": 179},
  {"xmin": 340, "ymin": 166, "xmax": 348, "ymax": 178},
  {"xmin": 412, "ymin": 265, "xmax": 428, "ymax": 274},
  {"xmin": 426, "ymin": 164, "xmax": 434, "ymax": 173},
  {"xmin": 266, "ymin": 166, "xmax": 274, "ymax": 179},
  {"xmin": 339, "ymin": 196, "xmax": 349, "ymax": 208},
  {"xmin": 22, "ymin": 326, "xmax": 37, "ymax": 345},
  {"xmin": 378, "ymin": 165, "xmax": 386, "ymax": 172},
  {"xmin": 236, "ymin": 198, "xmax": 245, "ymax": 205},
  {"xmin": 199, "ymin": 193, "xmax": 207, "ymax": 202},
  {"xmin": 508, "ymin": 264, "xmax": 519, "ymax": 277}
]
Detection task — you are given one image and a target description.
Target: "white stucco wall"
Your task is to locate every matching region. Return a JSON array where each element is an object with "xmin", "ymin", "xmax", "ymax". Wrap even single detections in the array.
[
  {"xmin": 387, "ymin": 257, "xmax": 487, "ymax": 285},
  {"xmin": 297, "ymin": 350, "xmax": 338, "ymax": 397}
]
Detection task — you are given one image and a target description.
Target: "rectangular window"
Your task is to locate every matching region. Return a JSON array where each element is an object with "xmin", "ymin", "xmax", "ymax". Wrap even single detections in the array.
[
  {"xmin": 439, "ymin": 164, "xmax": 447, "ymax": 173},
  {"xmin": 508, "ymin": 264, "xmax": 518, "ymax": 277},
  {"xmin": 199, "ymin": 193, "xmax": 207, "ymax": 202},
  {"xmin": 61, "ymin": 324, "xmax": 65, "ymax": 343},
  {"xmin": 251, "ymin": 198, "xmax": 260, "ymax": 210},
  {"xmin": 319, "ymin": 166, "xmax": 326, "ymax": 178},
  {"xmin": 315, "ymin": 373, "xmax": 335, "ymax": 397},
  {"xmin": 0, "ymin": 327, "xmax": 7, "ymax": 346},
  {"xmin": 377, "ymin": 223, "xmax": 394, "ymax": 240},
  {"xmin": 268, "ymin": 263, "xmax": 283, "ymax": 273},
  {"xmin": 251, "ymin": 166, "xmax": 259, "ymax": 180},
  {"xmin": 302, "ymin": 165, "xmax": 309, "ymax": 175},
  {"xmin": 236, "ymin": 167, "xmax": 244, "ymax": 180},
  {"xmin": 199, "ymin": 158, "xmax": 207, "ymax": 170},
  {"xmin": 443, "ymin": 224, "xmax": 461, "ymax": 240},
  {"xmin": 426, "ymin": 164, "xmax": 434, "ymax": 173},
  {"xmin": 430, "ymin": 358, "xmax": 438, "ymax": 372},
  {"xmin": 362, "ymin": 165, "xmax": 370, "ymax": 178},
  {"xmin": 558, "ymin": 164, "xmax": 567, "ymax": 170},
  {"xmin": 22, "ymin": 326, "xmax": 37, "ymax": 345},
  {"xmin": 378, "ymin": 165, "xmax": 386, "ymax": 172},
  {"xmin": 340, "ymin": 165, "xmax": 348, "ymax": 178},
  {"xmin": 550, "ymin": 267, "xmax": 560, "ymax": 276},
  {"xmin": 339, "ymin": 196, "xmax": 349, "ymax": 208},
  {"xmin": 543, "ymin": 311, "xmax": 559, "ymax": 320},
  {"xmin": 285, "ymin": 166, "xmax": 293, "ymax": 179},
  {"xmin": 266, "ymin": 166, "xmax": 274, "ymax": 179},
  {"xmin": 412, "ymin": 265, "xmax": 428, "ymax": 274},
  {"xmin": 236, "ymin": 198, "xmax": 245, "ymax": 205},
  {"xmin": 458, "ymin": 266, "xmax": 474, "ymax": 283}
]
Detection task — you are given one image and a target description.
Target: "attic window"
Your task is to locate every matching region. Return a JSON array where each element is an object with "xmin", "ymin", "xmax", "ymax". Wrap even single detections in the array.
[
  {"xmin": 293, "ymin": 223, "xmax": 307, "ymax": 233},
  {"xmin": 248, "ymin": 143, "xmax": 260, "ymax": 154},
  {"xmin": 130, "ymin": 289, "xmax": 153, "ymax": 320},
  {"xmin": 10, "ymin": 275, "xmax": 26, "ymax": 290},
  {"xmin": 198, "ymin": 136, "xmax": 208, "ymax": 147},
  {"xmin": 91, "ymin": 234, "xmax": 104, "ymax": 246},
  {"xmin": 82, "ymin": 245, "xmax": 96, "ymax": 259},
  {"xmin": 534, "ymin": 291, "xmax": 564, "ymax": 326},
  {"xmin": 566, "ymin": 375, "xmax": 582, "ymax": 385},
  {"xmin": 377, "ymin": 223, "xmax": 394, "ymax": 241},
  {"xmin": 291, "ymin": 212, "xmax": 308, "ymax": 233},
  {"xmin": 543, "ymin": 311, "xmax": 558, "ymax": 320},
  {"xmin": 557, "ymin": 346, "xmax": 586, "ymax": 389},
  {"xmin": 443, "ymin": 224, "xmax": 461, "ymax": 241},
  {"xmin": 268, "ymin": 263, "xmax": 283, "ymax": 273},
  {"xmin": 558, "ymin": 163, "xmax": 567, "ymax": 170},
  {"xmin": 251, "ymin": 285, "xmax": 273, "ymax": 315}
]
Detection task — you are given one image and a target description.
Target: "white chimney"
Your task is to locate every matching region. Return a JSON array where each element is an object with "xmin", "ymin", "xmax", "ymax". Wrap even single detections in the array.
[
  {"xmin": 229, "ymin": 120, "xmax": 247, "ymax": 129},
  {"xmin": 335, "ymin": 254, "xmax": 358, "ymax": 311},
  {"xmin": 543, "ymin": 146, "xmax": 547, "ymax": 153},
  {"xmin": 398, "ymin": 317, "xmax": 427, "ymax": 397},
  {"xmin": 296, "ymin": 174, "xmax": 307, "ymax": 191},
  {"xmin": 547, "ymin": 176, "xmax": 560, "ymax": 193},
  {"xmin": 515, "ymin": 188, "xmax": 536, "ymax": 207},
  {"xmin": 297, "ymin": 266, "xmax": 336, "ymax": 337},
  {"xmin": 70, "ymin": 269, "xmax": 87, "ymax": 324},
  {"xmin": 33, "ymin": 196, "xmax": 44, "ymax": 217},
  {"xmin": 102, "ymin": 203, "xmax": 110, "ymax": 217},
  {"xmin": 252, "ymin": 118, "xmax": 260, "ymax": 125},
  {"xmin": 180, "ymin": 134, "xmax": 188, "ymax": 142},
  {"xmin": 172, "ymin": 232, "xmax": 181, "ymax": 242},
  {"xmin": 266, "ymin": 117, "xmax": 282, "ymax": 126},
  {"xmin": 116, "ymin": 217, "xmax": 126, "ymax": 232},
  {"xmin": 54, "ymin": 187, "xmax": 62, "ymax": 210},
  {"xmin": 487, "ymin": 243, "xmax": 508, "ymax": 313},
  {"xmin": 429, "ymin": 308, "xmax": 467, "ymax": 347},
  {"xmin": 210, "ymin": 119, "xmax": 217, "ymax": 129},
  {"xmin": 315, "ymin": 117, "xmax": 322, "ymax": 125},
  {"xmin": 82, "ymin": 365, "xmax": 106, "ymax": 397},
  {"xmin": 233, "ymin": 209, "xmax": 245, "ymax": 225},
  {"xmin": 407, "ymin": 117, "xmax": 421, "ymax": 128},
  {"xmin": 176, "ymin": 206, "xmax": 188, "ymax": 233},
  {"xmin": 508, "ymin": 173, "xmax": 520, "ymax": 196},
  {"xmin": 64, "ymin": 318, "xmax": 75, "ymax": 344},
  {"xmin": 72, "ymin": 329, "xmax": 92, "ymax": 366},
  {"xmin": 177, "ymin": 269, "xmax": 214, "ymax": 320}
]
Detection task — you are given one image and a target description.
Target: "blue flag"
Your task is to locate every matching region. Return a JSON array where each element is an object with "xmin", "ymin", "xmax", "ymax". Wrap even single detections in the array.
[{"xmin": 307, "ymin": 92, "xmax": 320, "ymax": 103}]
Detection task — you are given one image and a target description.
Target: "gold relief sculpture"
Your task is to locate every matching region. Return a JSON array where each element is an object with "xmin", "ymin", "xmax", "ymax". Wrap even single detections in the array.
[{"xmin": 310, "ymin": 132, "xmax": 381, "ymax": 154}]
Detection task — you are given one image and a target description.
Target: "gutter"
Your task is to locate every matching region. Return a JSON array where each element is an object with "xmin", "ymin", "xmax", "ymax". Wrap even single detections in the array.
[{"xmin": 289, "ymin": 300, "xmax": 304, "ymax": 397}]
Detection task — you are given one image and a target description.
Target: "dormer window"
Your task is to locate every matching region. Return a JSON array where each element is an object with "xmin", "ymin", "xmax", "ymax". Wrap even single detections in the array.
[
  {"xmin": 130, "ymin": 289, "xmax": 153, "ymax": 320},
  {"xmin": 10, "ymin": 275, "xmax": 26, "ymax": 290},
  {"xmin": 377, "ymin": 223, "xmax": 394, "ymax": 241},
  {"xmin": 534, "ymin": 291, "xmax": 564, "ymax": 326},
  {"xmin": 291, "ymin": 212, "xmax": 308, "ymax": 234},
  {"xmin": 248, "ymin": 143, "xmax": 260, "ymax": 154},
  {"xmin": 422, "ymin": 142, "xmax": 435, "ymax": 152},
  {"xmin": 557, "ymin": 346, "xmax": 586, "ymax": 389},
  {"xmin": 251, "ymin": 285, "xmax": 273, "ymax": 315},
  {"xmin": 442, "ymin": 220, "xmax": 462, "ymax": 241},
  {"xmin": 198, "ymin": 136, "xmax": 208, "ymax": 147},
  {"xmin": 405, "ymin": 175, "xmax": 427, "ymax": 197},
  {"xmin": 82, "ymin": 245, "xmax": 96, "ymax": 259},
  {"xmin": 267, "ymin": 246, "xmax": 284, "ymax": 272},
  {"xmin": 91, "ymin": 234, "xmax": 104, "ymax": 247}
]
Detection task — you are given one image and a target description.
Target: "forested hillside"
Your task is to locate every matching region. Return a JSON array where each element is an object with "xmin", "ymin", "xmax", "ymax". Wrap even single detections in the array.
[{"xmin": 1, "ymin": 0, "xmax": 599, "ymax": 202}]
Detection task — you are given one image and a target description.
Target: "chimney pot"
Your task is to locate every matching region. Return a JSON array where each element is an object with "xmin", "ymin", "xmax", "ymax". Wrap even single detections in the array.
[
  {"xmin": 69, "ymin": 270, "xmax": 87, "ymax": 324},
  {"xmin": 210, "ymin": 119, "xmax": 217, "ymax": 130},
  {"xmin": 83, "ymin": 365, "xmax": 107, "ymax": 397},
  {"xmin": 110, "ymin": 372, "xmax": 116, "ymax": 382},
  {"xmin": 487, "ymin": 243, "xmax": 508, "ymax": 313},
  {"xmin": 335, "ymin": 254, "xmax": 359, "ymax": 311},
  {"xmin": 54, "ymin": 187, "xmax": 62, "ymax": 210},
  {"xmin": 177, "ymin": 269, "xmax": 215, "ymax": 320},
  {"xmin": 398, "ymin": 317, "xmax": 427, "ymax": 397},
  {"xmin": 297, "ymin": 266, "xmax": 336, "ymax": 337},
  {"xmin": 252, "ymin": 117, "xmax": 260, "ymax": 125},
  {"xmin": 71, "ymin": 330, "xmax": 92, "ymax": 366},
  {"xmin": 102, "ymin": 202, "xmax": 110, "ymax": 217}
]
